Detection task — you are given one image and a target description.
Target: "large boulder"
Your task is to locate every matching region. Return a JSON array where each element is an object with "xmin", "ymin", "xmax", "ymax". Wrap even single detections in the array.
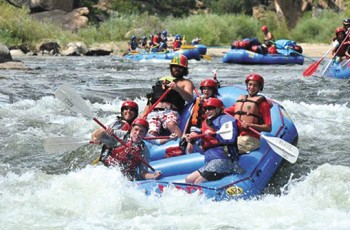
[
  {"xmin": 30, "ymin": 7, "xmax": 89, "ymax": 32},
  {"xmin": 8, "ymin": 0, "xmax": 74, "ymax": 12},
  {"xmin": 0, "ymin": 43, "xmax": 13, "ymax": 63}
]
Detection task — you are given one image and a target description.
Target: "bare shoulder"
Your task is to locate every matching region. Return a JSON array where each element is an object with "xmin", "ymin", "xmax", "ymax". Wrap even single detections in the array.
[{"xmin": 177, "ymin": 78, "xmax": 193, "ymax": 86}]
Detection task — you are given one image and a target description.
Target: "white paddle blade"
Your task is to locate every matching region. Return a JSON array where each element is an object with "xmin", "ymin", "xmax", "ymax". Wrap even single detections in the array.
[
  {"xmin": 55, "ymin": 84, "xmax": 94, "ymax": 119},
  {"xmin": 44, "ymin": 137, "xmax": 89, "ymax": 154},
  {"xmin": 217, "ymin": 121, "xmax": 233, "ymax": 140},
  {"xmin": 262, "ymin": 135, "xmax": 299, "ymax": 164}
]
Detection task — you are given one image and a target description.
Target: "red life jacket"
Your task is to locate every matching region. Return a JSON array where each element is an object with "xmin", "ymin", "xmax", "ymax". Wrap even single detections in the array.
[
  {"xmin": 201, "ymin": 119, "xmax": 220, "ymax": 151},
  {"xmin": 173, "ymin": 40, "xmax": 181, "ymax": 50},
  {"xmin": 103, "ymin": 140, "xmax": 144, "ymax": 177}
]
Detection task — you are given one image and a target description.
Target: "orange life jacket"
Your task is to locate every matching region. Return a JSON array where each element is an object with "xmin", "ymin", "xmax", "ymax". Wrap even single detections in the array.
[
  {"xmin": 233, "ymin": 95, "xmax": 266, "ymax": 125},
  {"xmin": 191, "ymin": 97, "xmax": 206, "ymax": 127}
]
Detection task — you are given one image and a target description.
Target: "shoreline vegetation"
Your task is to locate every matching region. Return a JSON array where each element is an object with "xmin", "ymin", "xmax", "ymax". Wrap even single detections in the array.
[{"xmin": 0, "ymin": 2, "xmax": 344, "ymax": 59}]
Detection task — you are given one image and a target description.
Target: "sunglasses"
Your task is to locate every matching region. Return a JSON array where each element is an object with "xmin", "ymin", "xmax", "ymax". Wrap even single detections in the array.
[
  {"xmin": 204, "ymin": 106, "xmax": 216, "ymax": 111},
  {"xmin": 123, "ymin": 107, "xmax": 136, "ymax": 112}
]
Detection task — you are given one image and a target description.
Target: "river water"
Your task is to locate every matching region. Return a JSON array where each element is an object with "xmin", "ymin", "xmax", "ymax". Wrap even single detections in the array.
[{"xmin": 0, "ymin": 54, "xmax": 350, "ymax": 229}]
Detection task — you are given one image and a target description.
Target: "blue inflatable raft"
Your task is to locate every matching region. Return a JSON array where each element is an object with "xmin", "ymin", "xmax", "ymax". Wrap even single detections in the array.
[
  {"xmin": 222, "ymin": 49, "xmax": 304, "ymax": 65},
  {"xmin": 123, "ymin": 45, "xmax": 207, "ymax": 61},
  {"xmin": 321, "ymin": 60, "xmax": 350, "ymax": 79},
  {"xmin": 135, "ymin": 85, "xmax": 299, "ymax": 201}
]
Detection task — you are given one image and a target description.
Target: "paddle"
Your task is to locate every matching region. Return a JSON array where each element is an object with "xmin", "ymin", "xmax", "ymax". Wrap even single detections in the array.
[
  {"xmin": 44, "ymin": 137, "xmax": 100, "ymax": 154},
  {"xmin": 247, "ymin": 127, "xmax": 299, "ymax": 164},
  {"xmin": 180, "ymin": 44, "xmax": 196, "ymax": 50},
  {"xmin": 201, "ymin": 54, "xmax": 212, "ymax": 61},
  {"xmin": 191, "ymin": 121, "xmax": 234, "ymax": 140},
  {"xmin": 302, "ymin": 46, "xmax": 333, "ymax": 77},
  {"xmin": 55, "ymin": 84, "xmax": 156, "ymax": 172},
  {"xmin": 223, "ymin": 112, "xmax": 299, "ymax": 163}
]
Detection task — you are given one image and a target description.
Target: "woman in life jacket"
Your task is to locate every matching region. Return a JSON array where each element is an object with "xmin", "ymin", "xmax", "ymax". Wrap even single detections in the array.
[
  {"xmin": 225, "ymin": 74, "xmax": 272, "ymax": 154},
  {"xmin": 102, "ymin": 118, "xmax": 162, "ymax": 181},
  {"xmin": 91, "ymin": 100, "xmax": 139, "ymax": 160},
  {"xmin": 184, "ymin": 79, "xmax": 219, "ymax": 154},
  {"xmin": 143, "ymin": 55, "xmax": 194, "ymax": 138},
  {"xmin": 332, "ymin": 27, "xmax": 350, "ymax": 63},
  {"xmin": 184, "ymin": 98, "xmax": 242, "ymax": 184}
]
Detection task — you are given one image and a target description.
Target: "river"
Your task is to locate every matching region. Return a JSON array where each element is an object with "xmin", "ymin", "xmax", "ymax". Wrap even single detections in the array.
[{"xmin": 0, "ymin": 54, "xmax": 349, "ymax": 229}]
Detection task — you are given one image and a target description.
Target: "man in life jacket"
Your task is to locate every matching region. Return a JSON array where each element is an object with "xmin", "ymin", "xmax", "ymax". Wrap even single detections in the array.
[
  {"xmin": 128, "ymin": 35, "xmax": 139, "ymax": 52},
  {"xmin": 184, "ymin": 98, "xmax": 242, "ymax": 184},
  {"xmin": 91, "ymin": 100, "xmax": 139, "ymax": 159},
  {"xmin": 143, "ymin": 55, "xmax": 194, "ymax": 138},
  {"xmin": 184, "ymin": 79, "xmax": 219, "ymax": 154},
  {"xmin": 140, "ymin": 36, "xmax": 148, "ymax": 50},
  {"xmin": 225, "ymin": 74, "xmax": 272, "ymax": 154},
  {"xmin": 332, "ymin": 27, "xmax": 350, "ymax": 63},
  {"xmin": 158, "ymin": 30, "xmax": 168, "ymax": 52},
  {"xmin": 152, "ymin": 32, "xmax": 162, "ymax": 51},
  {"xmin": 261, "ymin": 25, "xmax": 277, "ymax": 54},
  {"xmin": 100, "ymin": 117, "xmax": 162, "ymax": 181},
  {"xmin": 343, "ymin": 18, "xmax": 350, "ymax": 34}
]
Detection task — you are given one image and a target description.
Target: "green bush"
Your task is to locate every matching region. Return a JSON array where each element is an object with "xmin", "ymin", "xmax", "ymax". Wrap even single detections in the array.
[
  {"xmin": 0, "ymin": 1, "xmax": 349, "ymax": 49},
  {"xmin": 291, "ymin": 10, "xmax": 344, "ymax": 43}
]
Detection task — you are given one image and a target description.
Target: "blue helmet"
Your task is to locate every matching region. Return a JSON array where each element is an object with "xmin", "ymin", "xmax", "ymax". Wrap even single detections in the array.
[
  {"xmin": 175, "ymin": 34, "xmax": 181, "ymax": 40},
  {"xmin": 162, "ymin": 30, "xmax": 167, "ymax": 36},
  {"xmin": 142, "ymin": 36, "xmax": 147, "ymax": 40},
  {"xmin": 131, "ymin": 35, "xmax": 136, "ymax": 41}
]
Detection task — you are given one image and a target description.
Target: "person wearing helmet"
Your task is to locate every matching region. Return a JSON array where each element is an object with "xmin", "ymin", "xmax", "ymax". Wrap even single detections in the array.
[
  {"xmin": 183, "ymin": 79, "xmax": 219, "ymax": 154},
  {"xmin": 143, "ymin": 54, "xmax": 194, "ymax": 138},
  {"xmin": 152, "ymin": 32, "xmax": 162, "ymax": 51},
  {"xmin": 184, "ymin": 98, "xmax": 242, "ymax": 184},
  {"xmin": 332, "ymin": 27, "xmax": 350, "ymax": 63},
  {"xmin": 261, "ymin": 25, "xmax": 275, "ymax": 52},
  {"xmin": 191, "ymin": 37, "xmax": 201, "ymax": 45},
  {"xmin": 128, "ymin": 35, "xmax": 139, "ymax": 52},
  {"xmin": 140, "ymin": 36, "xmax": 148, "ymax": 50},
  {"xmin": 173, "ymin": 34, "xmax": 182, "ymax": 51},
  {"xmin": 343, "ymin": 18, "xmax": 350, "ymax": 33},
  {"xmin": 91, "ymin": 100, "xmax": 139, "ymax": 161},
  {"xmin": 225, "ymin": 74, "xmax": 272, "ymax": 154},
  {"xmin": 157, "ymin": 30, "xmax": 168, "ymax": 52},
  {"xmin": 101, "ymin": 117, "xmax": 162, "ymax": 180}
]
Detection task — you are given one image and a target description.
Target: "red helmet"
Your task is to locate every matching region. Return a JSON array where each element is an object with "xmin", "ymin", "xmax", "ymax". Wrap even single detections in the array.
[
  {"xmin": 121, "ymin": 100, "xmax": 139, "ymax": 113},
  {"xmin": 200, "ymin": 79, "xmax": 218, "ymax": 90},
  {"xmin": 245, "ymin": 73, "xmax": 264, "ymax": 91},
  {"xmin": 132, "ymin": 117, "xmax": 149, "ymax": 131},
  {"xmin": 335, "ymin": 27, "xmax": 345, "ymax": 34},
  {"xmin": 203, "ymin": 98, "xmax": 223, "ymax": 109},
  {"xmin": 261, "ymin": 25, "xmax": 268, "ymax": 32},
  {"xmin": 170, "ymin": 55, "xmax": 188, "ymax": 68}
]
